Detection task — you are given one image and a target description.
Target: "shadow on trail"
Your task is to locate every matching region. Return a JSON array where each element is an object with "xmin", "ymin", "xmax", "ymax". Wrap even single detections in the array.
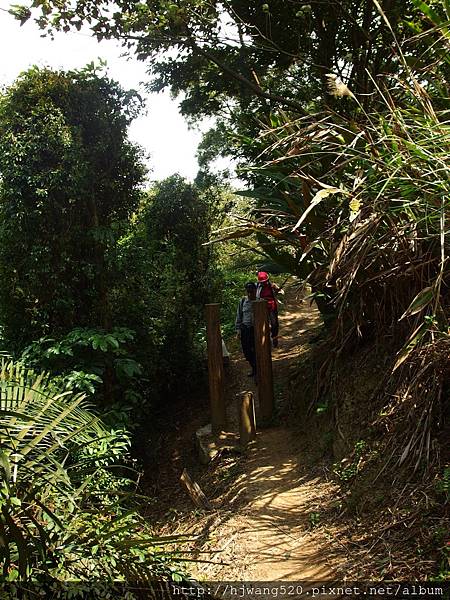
[
  {"xmin": 205, "ymin": 425, "xmax": 342, "ymax": 580},
  {"xmin": 188, "ymin": 292, "xmax": 344, "ymax": 581}
]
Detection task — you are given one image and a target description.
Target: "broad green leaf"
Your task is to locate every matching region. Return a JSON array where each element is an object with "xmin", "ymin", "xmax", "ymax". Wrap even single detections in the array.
[{"xmin": 411, "ymin": 0, "xmax": 450, "ymax": 38}]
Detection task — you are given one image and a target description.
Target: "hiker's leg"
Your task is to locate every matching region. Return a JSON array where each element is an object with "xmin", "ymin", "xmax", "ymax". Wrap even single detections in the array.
[
  {"xmin": 242, "ymin": 326, "xmax": 256, "ymax": 375},
  {"xmin": 269, "ymin": 310, "xmax": 279, "ymax": 339},
  {"xmin": 240, "ymin": 327, "xmax": 252, "ymax": 363},
  {"xmin": 248, "ymin": 325, "xmax": 256, "ymax": 374}
]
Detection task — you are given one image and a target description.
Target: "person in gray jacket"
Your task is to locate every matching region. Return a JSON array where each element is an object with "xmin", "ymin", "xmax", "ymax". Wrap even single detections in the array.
[{"xmin": 235, "ymin": 282, "xmax": 257, "ymax": 377}]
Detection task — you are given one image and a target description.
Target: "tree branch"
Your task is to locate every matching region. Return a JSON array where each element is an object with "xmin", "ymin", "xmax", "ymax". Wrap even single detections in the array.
[{"xmin": 186, "ymin": 38, "xmax": 307, "ymax": 115}]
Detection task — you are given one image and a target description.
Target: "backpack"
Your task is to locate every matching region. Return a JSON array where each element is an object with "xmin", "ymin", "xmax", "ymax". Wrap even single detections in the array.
[{"xmin": 257, "ymin": 281, "xmax": 277, "ymax": 311}]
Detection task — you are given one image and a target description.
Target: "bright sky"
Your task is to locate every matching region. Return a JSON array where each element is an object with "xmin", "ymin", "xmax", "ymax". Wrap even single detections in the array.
[{"xmin": 0, "ymin": 4, "xmax": 210, "ymax": 181}]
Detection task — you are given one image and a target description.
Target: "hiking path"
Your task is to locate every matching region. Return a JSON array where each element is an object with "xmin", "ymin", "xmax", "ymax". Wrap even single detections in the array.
[{"xmin": 182, "ymin": 289, "xmax": 347, "ymax": 582}]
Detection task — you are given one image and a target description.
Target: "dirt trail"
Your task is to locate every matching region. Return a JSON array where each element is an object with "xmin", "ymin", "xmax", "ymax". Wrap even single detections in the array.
[
  {"xmin": 189, "ymin": 290, "xmax": 345, "ymax": 582},
  {"xmin": 151, "ymin": 288, "xmax": 440, "ymax": 586}
]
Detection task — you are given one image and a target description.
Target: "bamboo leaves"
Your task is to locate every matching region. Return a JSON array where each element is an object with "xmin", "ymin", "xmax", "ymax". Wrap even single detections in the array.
[
  {"xmin": 393, "ymin": 322, "xmax": 429, "ymax": 371},
  {"xmin": 400, "ymin": 286, "xmax": 435, "ymax": 320}
]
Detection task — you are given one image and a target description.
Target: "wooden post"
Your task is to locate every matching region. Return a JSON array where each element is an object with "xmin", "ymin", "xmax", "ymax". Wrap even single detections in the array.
[
  {"xmin": 253, "ymin": 299, "xmax": 274, "ymax": 425},
  {"xmin": 239, "ymin": 391, "xmax": 256, "ymax": 447},
  {"xmin": 205, "ymin": 303, "xmax": 226, "ymax": 432}
]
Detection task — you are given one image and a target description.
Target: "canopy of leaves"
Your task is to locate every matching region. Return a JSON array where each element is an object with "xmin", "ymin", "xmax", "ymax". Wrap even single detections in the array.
[{"xmin": 12, "ymin": 0, "xmax": 449, "ymax": 175}]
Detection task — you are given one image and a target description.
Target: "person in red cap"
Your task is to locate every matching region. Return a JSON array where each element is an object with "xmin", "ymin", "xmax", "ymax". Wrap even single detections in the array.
[{"xmin": 256, "ymin": 271, "xmax": 281, "ymax": 347}]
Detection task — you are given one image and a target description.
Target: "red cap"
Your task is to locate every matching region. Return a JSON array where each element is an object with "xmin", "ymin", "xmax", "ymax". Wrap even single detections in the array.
[{"xmin": 257, "ymin": 271, "xmax": 269, "ymax": 282}]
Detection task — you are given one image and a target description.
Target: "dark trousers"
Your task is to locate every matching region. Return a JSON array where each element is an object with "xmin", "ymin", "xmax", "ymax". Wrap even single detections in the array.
[
  {"xmin": 269, "ymin": 310, "xmax": 279, "ymax": 340},
  {"xmin": 240, "ymin": 325, "xmax": 256, "ymax": 372}
]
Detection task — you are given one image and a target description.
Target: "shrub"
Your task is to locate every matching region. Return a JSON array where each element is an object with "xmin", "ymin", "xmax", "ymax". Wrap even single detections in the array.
[{"xmin": 0, "ymin": 360, "xmax": 189, "ymax": 590}]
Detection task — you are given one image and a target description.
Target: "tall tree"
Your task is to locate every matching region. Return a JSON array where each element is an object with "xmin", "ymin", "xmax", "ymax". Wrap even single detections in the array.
[
  {"xmin": 115, "ymin": 174, "xmax": 218, "ymax": 400},
  {"xmin": 0, "ymin": 66, "xmax": 146, "ymax": 349}
]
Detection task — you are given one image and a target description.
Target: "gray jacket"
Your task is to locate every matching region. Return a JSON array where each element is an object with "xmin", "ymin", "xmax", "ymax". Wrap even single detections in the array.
[{"xmin": 235, "ymin": 297, "xmax": 254, "ymax": 330}]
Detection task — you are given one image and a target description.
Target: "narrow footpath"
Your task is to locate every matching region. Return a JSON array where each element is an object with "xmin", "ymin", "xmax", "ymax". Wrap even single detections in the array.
[{"xmin": 185, "ymin": 290, "xmax": 347, "ymax": 582}]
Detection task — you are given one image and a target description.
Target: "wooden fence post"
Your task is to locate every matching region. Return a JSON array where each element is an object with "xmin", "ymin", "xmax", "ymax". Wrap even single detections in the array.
[
  {"xmin": 253, "ymin": 299, "xmax": 274, "ymax": 425},
  {"xmin": 205, "ymin": 303, "xmax": 226, "ymax": 432},
  {"xmin": 239, "ymin": 391, "xmax": 256, "ymax": 447}
]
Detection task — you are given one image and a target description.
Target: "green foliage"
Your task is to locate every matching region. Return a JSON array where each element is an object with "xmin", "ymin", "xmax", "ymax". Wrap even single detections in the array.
[
  {"xmin": 15, "ymin": 0, "xmax": 437, "ymax": 118},
  {"xmin": 0, "ymin": 68, "xmax": 225, "ymax": 429},
  {"xmin": 333, "ymin": 462, "xmax": 358, "ymax": 484},
  {"xmin": 333, "ymin": 441, "xmax": 368, "ymax": 483},
  {"xmin": 217, "ymin": 12, "xmax": 450, "ymax": 353},
  {"xmin": 308, "ymin": 511, "xmax": 321, "ymax": 529},
  {"xmin": 0, "ymin": 360, "xmax": 188, "ymax": 588},
  {"xmin": 20, "ymin": 327, "xmax": 142, "ymax": 399},
  {"xmin": 114, "ymin": 175, "xmax": 218, "ymax": 402},
  {"xmin": 435, "ymin": 466, "xmax": 450, "ymax": 502},
  {"xmin": 0, "ymin": 66, "xmax": 146, "ymax": 350},
  {"xmin": 14, "ymin": 0, "xmax": 446, "ymax": 207}
]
